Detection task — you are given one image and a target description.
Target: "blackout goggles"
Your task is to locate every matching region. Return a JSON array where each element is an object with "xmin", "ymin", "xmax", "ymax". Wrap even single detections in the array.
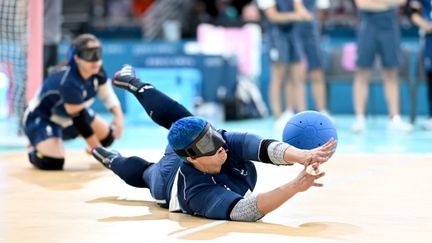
[
  {"xmin": 76, "ymin": 47, "xmax": 102, "ymax": 62},
  {"xmin": 174, "ymin": 123, "xmax": 226, "ymax": 158}
]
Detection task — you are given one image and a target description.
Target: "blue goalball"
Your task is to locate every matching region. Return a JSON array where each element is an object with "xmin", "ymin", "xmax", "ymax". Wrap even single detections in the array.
[{"xmin": 282, "ymin": 111, "xmax": 337, "ymax": 150}]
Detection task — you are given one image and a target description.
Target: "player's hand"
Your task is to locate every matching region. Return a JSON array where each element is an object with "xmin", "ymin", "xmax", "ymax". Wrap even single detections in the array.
[
  {"xmin": 111, "ymin": 116, "xmax": 124, "ymax": 139},
  {"xmin": 292, "ymin": 162, "xmax": 325, "ymax": 192},
  {"xmin": 300, "ymin": 138, "xmax": 337, "ymax": 166},
  {"xmin": 85, "ymin": 146, "xmax": 93, "ymax": 155},
  {"xmin": 425, "ymin": 23, "xmax": 432, "ymax": 33},
  {"xmin": 295, "ymin": 6, "xmax": 313, "ymax": 21}
]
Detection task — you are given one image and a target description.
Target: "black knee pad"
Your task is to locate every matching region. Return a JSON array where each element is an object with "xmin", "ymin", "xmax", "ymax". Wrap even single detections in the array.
[
  {"xmin": 101, "ymin": 127, "xmax": 115, "ymax": 147},
  {"xmin": 28, "ymin": 150, "xmax": 65, "ymax": 170}
]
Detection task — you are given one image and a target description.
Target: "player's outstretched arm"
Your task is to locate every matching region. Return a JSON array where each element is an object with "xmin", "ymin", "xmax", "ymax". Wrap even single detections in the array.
[
  {"xmin": 229, "ymin": 162, "xmax": 325, "ymax": 221},
  {"xmin": 256, "ymin": 162, "xmax": 325, "ymax": 215},
  {"xmin": 283, "ymin": 138, "xmax": 337, "ymax": 166}
]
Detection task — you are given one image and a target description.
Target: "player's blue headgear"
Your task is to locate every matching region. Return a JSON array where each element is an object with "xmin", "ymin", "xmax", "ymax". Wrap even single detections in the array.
[{"xmin": 168, "ymin": 117, "xmax": 225, "ymax": 158}]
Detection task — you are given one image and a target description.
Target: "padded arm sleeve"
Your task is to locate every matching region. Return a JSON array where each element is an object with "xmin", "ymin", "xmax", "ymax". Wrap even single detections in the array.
[
  {"xmin": 97, "ymin": 80, "xmax": 120, "ymax": 110},
  {"xmin": 229, "ymin": 195, "xmax": 264, "ymax": 222},
  {"xmin": 259, "ymin": 139, "xmax": 293, "ymax": 165}
]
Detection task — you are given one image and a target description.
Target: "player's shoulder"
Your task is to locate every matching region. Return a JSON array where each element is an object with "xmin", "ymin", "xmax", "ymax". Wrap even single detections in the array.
[
  {"xmin": 221, "ymin": 130, "xmax": 258, "ymax": 142},
  {"xmin": 94, "ymin": 67, "xmax": 108, "ymax": 84},
  {"xmin": 43, "ymin": 65, "xmax": 72, "ymax": 86}
]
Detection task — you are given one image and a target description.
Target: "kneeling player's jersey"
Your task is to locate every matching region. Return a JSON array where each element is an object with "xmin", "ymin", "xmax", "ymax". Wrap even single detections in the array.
[{"xmin": 24, "ymin": 62, "xmax": 107, "ymax": 127}]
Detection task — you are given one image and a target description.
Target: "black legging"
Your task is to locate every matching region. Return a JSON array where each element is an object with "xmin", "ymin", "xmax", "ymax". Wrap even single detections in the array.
[
  {"xmin": 133, "ymin": 85, "xmax": 193, "ymax": 129},
  {"xmin": 109, "ymin": 85, "xmax": 192, "ymax": 188}
]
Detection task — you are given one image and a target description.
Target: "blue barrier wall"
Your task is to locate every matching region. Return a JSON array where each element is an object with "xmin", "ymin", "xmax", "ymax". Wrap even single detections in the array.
[{"xmin": 127, "ymin": 67, "xmax": 201, "ymax": 124}]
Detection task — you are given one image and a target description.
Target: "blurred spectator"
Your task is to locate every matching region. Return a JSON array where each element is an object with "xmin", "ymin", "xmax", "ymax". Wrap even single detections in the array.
[
  {"xmin": 141, "ymin": 0, "xmax": 196, "ymax": 40},
  {"xmin": 132, "ymin": 0, "xmax": 154, "ymax": 18},
  {"xmin": 321, "ymin": 0, "xmax": 357, "ymax": 29},
  {"xmin": 290, "ymin": 0, "xmax": 332, "ymax": 119},
  {"xmin": 351, "ymin": 0, "xmax": 413, "ymax": 133},
  {"xmin": 90, "ymin": 0, "xmax": 108, "ymax": 28},
  {"xmin": 184, "ymin": 0, "xmax": 212, "ymax": 38},
  {"xmin": 406, "ymin": 0, "xmax": 432, "ymax": 130},
  {"xmin": 241, "ymin": 2, "xmax": 261, "ymax": 22},
  {"xmin": 107, "ymin": 0, "xmax": 133, "ymax": 25},
  {"xmin": 256, "ymin": 0, "xmax": 312, "ymax": 131},
  {"xmin": 215, "ymin": 0, "xmax": 239, "ymax": 21},
  {"xmin": 43, "ymin": 0, "xmax": 62, "ymax": 79}
]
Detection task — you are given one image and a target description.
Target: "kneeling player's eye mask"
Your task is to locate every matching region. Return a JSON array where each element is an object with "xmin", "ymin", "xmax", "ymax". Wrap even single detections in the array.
[{"xmin": 76, "ymin": 47, "xmax": 102, "ymax": 62}]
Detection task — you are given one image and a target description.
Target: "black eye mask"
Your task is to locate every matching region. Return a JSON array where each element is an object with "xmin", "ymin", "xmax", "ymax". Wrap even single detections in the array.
[
  {"xmin": 76, "ymin": 47, "xmax": 102, "ymax": 62},
  {"xmin": 173, "ymin": 123, "xmax": 226, "ymax": 158}
]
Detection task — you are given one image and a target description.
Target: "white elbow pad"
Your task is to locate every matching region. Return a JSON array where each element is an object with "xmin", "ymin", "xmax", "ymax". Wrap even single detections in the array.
[
  {"xmin": 268, "ymin": 142, "xmax": 293, "ymax": 165},
  {"xmin": 98, "ymin": 80, "xmax": 120, "ymax": 109},
  {"xmin": 230, "ymin": 195, "xmax": 264, "ymax": 222}
]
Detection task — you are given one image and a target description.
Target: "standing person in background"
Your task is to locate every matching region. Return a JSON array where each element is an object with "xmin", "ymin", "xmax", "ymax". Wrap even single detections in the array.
[
  {"xmin": 405, "ymin": 0, "xmax": 432, "ymax": 130},
  {"xmin": 351, "ymin": 0, "xmax": 413, "ymax": 133},
  {"xmin": 256, "ymin": 0, "xmax": 312, "ymax": 131},
  {"xmin": 43, "ymin": 0, "xmax": 62, "ymax": 79},
  {"xmin": 289, "ymin": 0, "xmax": 332, "ymax": 120},
  {"xmin": 22, "ymin": 34, "xmax": 124, "ymax": 170}
]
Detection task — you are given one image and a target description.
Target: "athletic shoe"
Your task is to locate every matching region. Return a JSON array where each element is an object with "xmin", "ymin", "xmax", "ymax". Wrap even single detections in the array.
[
  {"xmin": 112, "ymin": 65, "xmax": 151, "ymax": 93},
  {"xmin": 92, "ymin": 146, "xmax": 120, "ymax": 169},
  {"xmin": 388, "ymin": 115, "xmax": 414, "ymax": 133},
  {"xmin": 351, "ymin": 117, "xmax": 366, "ymax": 133},
  {"xmin": 275, "ymin": 110, "xmax": 295, "ymax": 132},
  {"xmin": 421, "ymin": 118, "xmax": 432, "ymax": 131}
]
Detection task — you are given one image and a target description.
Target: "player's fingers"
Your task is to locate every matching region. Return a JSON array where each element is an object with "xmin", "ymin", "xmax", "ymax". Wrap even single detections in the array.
[
  {"xmin": 313, "ymin": 182, "xmax": 323, "ymax": 187},
  {"xmin": 321, "ymin": 138, "xmax": 337, "ymax": 150},
  {"xmin": 314, "ymin": 171, "xmax": 325, "ymax": 179},
  {"xmin": 316, "ymin": 149, "xmax": 335, "ymax": 157},
  {"xmin": 321, "ymin": 138, "xmax": 334, "ymax": 148},
  {"xmin": 112, "ymin": 129, "xmax": 120, "ymax": 139}
]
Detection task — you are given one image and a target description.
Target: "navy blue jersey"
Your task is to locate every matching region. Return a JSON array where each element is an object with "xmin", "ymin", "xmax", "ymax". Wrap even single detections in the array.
[
  {"xmin": 144, "ymin": 130, "xmax": 263, "ymax": 220},
  {"xmin": 177, "ymin": 130, "xmax": 260, "ymax": 219},
  {"xmin": 25, "ymin": 62, "xmax": 107, "ymax": 127}
]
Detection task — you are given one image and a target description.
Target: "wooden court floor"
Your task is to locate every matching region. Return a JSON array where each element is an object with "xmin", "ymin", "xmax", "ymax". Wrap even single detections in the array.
[{"xmin": 1, "ymin": 150, "xmax": 431, "ymax": 243}]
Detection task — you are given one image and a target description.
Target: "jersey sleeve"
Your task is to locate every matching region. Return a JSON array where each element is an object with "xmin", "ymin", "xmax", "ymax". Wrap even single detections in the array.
[
  {"xmin": 96, "ymin": 67, "xmax": 108, "ymax": 85},
  {"xmin": 186, "ymin": 183, "xmax": 243, "ymax": 220},
  {"xmin": 223, "ymin": 131, "xmax": 263, "ymax": 162}
]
